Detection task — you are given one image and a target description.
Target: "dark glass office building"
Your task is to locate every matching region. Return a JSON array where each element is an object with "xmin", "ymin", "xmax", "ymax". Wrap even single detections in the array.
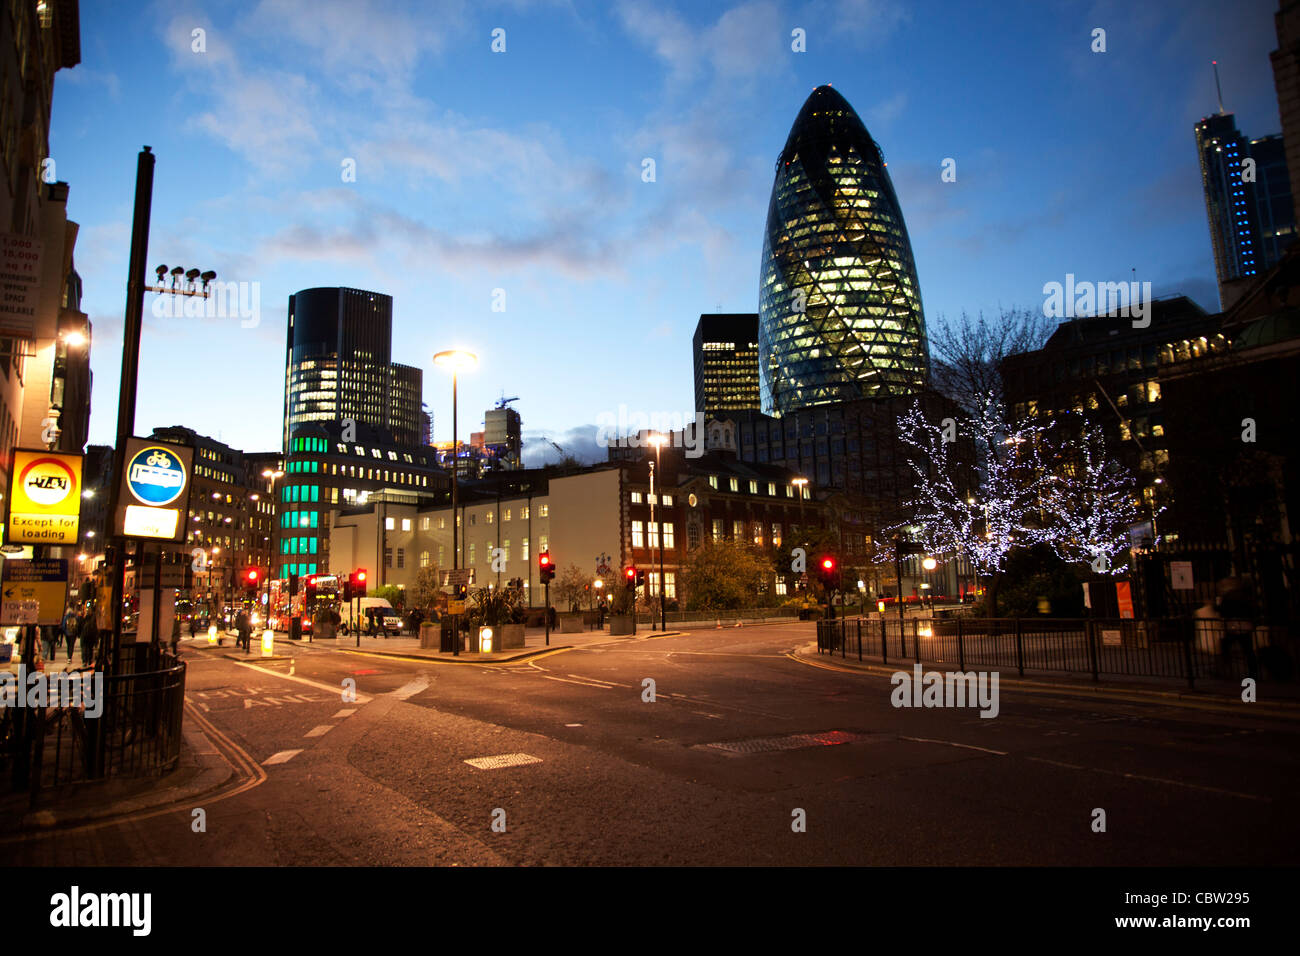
[
  {"xmin": 759, "ymin": 85, "xmax": 928, "ymax": 415},
  {"xmin": 282, "ymin": 287, "xmax": 424, "ymax": 450},
  {"xmin": 1195, "ymin": 113, "xmax": 1296, "ymax": 308},
  {"xmin": 693, "ymin": 313, "xmax": 760, "ymax": 415}
]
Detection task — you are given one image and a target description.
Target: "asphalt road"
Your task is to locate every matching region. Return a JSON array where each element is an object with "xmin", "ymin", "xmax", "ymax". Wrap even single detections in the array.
[{"xmin": 5, "ymin": 623, "xmax": 1298, "ymax": 866}]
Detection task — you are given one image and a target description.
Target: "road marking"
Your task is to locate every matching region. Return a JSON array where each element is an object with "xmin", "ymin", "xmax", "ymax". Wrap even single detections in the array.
[
  {"xmin": 900, "ymin": 735, "xmax": 1008, "ymax": 756},
  {"xmin": 230, "ymin": 659, "xmax": 373, "ymax": 703},
  {"xmin": 304, "ymin": 725, "xmax": 334, "ymax": 738},
  {"xmin": 464, "ymin": 753, "xmax": 543, "ymax": 770},
  {"xmin": 565, "ymin": 723, "xmax": 582, "ymax": 727},
  {"xmin": 263, "ymin": 749, "xmax": 303, "ymax": 765},
  {"xmin": 389, "ymin": 678, "xmax": 430, "ymax": 700},
  {"xmin": 567, "ymin": 674, "xmax": 625, "ymax": 686},
  {"xmin": 693, "ymin": 712, "xmax": 724, "ymax": 719},
  {"xmin": 1025, "ymin": 756, "xmax": 1271, "ymax": 802},
  {"xmin": 543, "ymin": 675, "xmax": 614, "ymax": 689},
  {"xmin": 333, "ymin": 709, "xmax": 357, "ymax": 718}
]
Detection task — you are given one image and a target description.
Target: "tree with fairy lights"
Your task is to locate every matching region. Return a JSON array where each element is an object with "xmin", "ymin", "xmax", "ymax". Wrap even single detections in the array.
[
  {"xmin": 896, "ymin": 396, "xmax": 1059, "ymax": 615},
  {"xmin": 1042, "ymin": 416, "xmax": 1142, "ymax": 575}
]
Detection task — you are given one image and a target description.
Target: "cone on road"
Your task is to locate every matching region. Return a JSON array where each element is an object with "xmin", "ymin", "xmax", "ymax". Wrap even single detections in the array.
[{"xmin": 716, "ymin": 619, "xmax": 722, "ymax": 629}]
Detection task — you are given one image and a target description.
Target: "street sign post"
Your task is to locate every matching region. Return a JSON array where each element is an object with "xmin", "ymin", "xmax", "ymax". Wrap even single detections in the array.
[
  {"xmin": 113, "ymin": 438, "xmax": 195, "ymax": 542},
  {"xmin": 4, "ymin": 449, "xmax": 83, "ymax": 545},
  {"xmin": 0, "ymin": 558, "xmax": 69, "ymax": 626}
]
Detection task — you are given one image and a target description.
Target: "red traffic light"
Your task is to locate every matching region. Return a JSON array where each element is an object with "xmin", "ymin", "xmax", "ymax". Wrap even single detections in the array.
[
  {"xmin": 539, "ymin": 552, "xmax": 551, "ymax": 568},
  {"xmin": 247, "ymin": 569, "xmax": 259, "ymax": 582},
  {"xmin": 625, "ymin": 566, "xmax": 636, "ymax": 580},
  {"xmin": 357, "ymin": 569, "xmax": 367, "ymax": 583},
  {"xmin": 821, "ymin": 558, "xmax": 835, "ymax": 571}
]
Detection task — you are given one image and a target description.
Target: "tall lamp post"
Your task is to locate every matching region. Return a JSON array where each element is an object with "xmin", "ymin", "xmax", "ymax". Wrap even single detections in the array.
[
  {"xmin": 792, "ymin": 476, "xmax": 809, "ymax": 597},
  {"xmin": 434, "ymin": 350, "xmax": 477, "ymax": 657},
  {"xmin": 922, "ymin": 556, "xmax": 937, "ymax": 612},
  {"xmin": 647, "ymin": 434, "xmax": 669, "ymax": 632}
]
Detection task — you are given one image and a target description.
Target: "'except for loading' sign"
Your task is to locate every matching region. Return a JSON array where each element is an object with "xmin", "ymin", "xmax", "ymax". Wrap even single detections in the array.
[{"xmin": 6, "ymin": 450, "xmax": 82, "ymax": 545}]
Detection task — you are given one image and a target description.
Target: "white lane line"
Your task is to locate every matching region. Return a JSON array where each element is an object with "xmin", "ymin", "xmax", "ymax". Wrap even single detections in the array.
[
  {"xmin": 332, "ymin": 709, "xmax": 357, "ymax": 718},
  {"xmin": 1025, "ymin": 756, "xmax": 1271, "ymax": 802},
  {"xmin": 304, "ymin": 725, "xmax": 334, "ymax": 738},
  {"xmin": 389, "ymin": 679, "xmax": 429, "ymax": 700},
  {"xmin": 230, "ymin": 660, "xmax": 374, "ymax": 703},
  {"xmin": 693, "ymin": 712, "xmax": 724, "ymax": 719},
  {"xmin": 263, "ymin": 749, "xmax": 303, "ymax": 765},
  {"xmin": 900, "ymin": 736, "xmax": 1008, "ymax": 756},
  {"xmin": 566, "ymin": 674, "xmax": 625, "ymax": 686},
  {"xmin": 543, "ymin": 675, "xmax": 614, "ymax": 689},
  {"xmin": 564, "ymin": 723, "xmax": 582, "ymax": 727}
]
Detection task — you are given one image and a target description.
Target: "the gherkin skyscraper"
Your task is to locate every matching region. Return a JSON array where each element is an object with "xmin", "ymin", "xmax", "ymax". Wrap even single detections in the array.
[{"xmin": 759, "ymin": 85, "xmax": 928, "ymax": 414}]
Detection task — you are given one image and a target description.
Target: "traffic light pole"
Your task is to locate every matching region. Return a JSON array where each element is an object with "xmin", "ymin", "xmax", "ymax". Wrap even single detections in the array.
[{"xmin": 544, "ymin": 581, "xmax": 550, "ymax": 646}]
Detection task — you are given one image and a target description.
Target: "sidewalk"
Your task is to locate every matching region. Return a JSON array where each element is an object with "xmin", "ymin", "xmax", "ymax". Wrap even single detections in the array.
[
  {"xmin": 790, "ymin": 641, "xmax": 1300, "ymax": 718},
  {"xmin": 187, "ymin": 623, "xmax": 686, "ymax": 664}
]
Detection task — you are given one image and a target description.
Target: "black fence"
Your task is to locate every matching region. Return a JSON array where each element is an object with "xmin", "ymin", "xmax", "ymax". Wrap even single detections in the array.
[
  {"xmin": 1, "ymin": 643, "xmax": 187, "ymax": 801},
  {"xmin": 816, "ymin": 616, "xmax": 1295, "ymax": 688}
]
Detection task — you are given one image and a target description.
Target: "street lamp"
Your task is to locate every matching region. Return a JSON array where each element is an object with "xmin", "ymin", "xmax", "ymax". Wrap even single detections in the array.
[
  {"xmin": 433, "ymin": 350, "xmax": 478, "ymax": 577},
  {"xmin": 922, "ymin": 556, "xmax": 937, "ymax": 612},
  {"xmin": 648, "ymin": 432, "xmax": 669, "ymax": 631}
]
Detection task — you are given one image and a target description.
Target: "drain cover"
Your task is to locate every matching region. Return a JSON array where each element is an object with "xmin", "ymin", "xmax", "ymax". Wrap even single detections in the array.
[
  {"xmin": 463, "ymin": 752, "xmax": 543, "ymax": 770},
  {"xmin": 703, "ymin": 730, "xmax": 864, "ymax": 754}
]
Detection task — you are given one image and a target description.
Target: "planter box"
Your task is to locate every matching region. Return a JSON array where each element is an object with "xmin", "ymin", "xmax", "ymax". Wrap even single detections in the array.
[
  {"xmin": 558, "ymin": 612, "xmax": 584, "ymax": 634},
  {"xmin": 608, "ymin": 615, "xmax": 634, "ymax": 636},
  {"xmin": 499, "ymin": 623, "xmax": 525, "ymax": 648},
  {"xmin": 419, "ymin": 622, "xmax": 439, "ymax": 649}
]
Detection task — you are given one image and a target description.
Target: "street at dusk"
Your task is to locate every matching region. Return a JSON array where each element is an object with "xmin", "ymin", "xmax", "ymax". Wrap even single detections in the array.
[{"xmin": 2, "ymin": 0, "xmax": 1299, "ymax": 939}]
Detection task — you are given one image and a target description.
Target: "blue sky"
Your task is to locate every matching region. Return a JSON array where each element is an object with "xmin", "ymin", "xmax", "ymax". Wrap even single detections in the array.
[{"xmin": 54, "ymin": 0, "xmax": 1283, "ymax": 462}]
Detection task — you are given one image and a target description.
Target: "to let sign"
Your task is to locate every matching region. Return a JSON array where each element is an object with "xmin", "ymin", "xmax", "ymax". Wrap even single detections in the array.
[
  {"xmin": 0, "ymin": 232, "xmax": 43, "ymax": 339},
  {"xmin": 5, "ymin": 449, "xmax": 83, "ymax": 545}
]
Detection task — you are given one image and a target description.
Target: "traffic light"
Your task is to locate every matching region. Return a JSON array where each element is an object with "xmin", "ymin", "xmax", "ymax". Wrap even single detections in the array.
[
  {"xmin": 624, "ymin": 566, "xmax": 636, "ymax": 590},
  {"xmin": 245, "ymin": 568, "xmax": 260, "ymax": 596},
  {"xmin": 289, "ymin": 572, "xmax": 299, "ymax": 597},
  {"xmin": 538, "ymin": 551, "xmax": 554, "ymax": 584},
  {"xmin": 816, "ymin": 555, "xmax": 839, "ymax": 591},
  {"xmin": 342, "ymin": 574, "xmax": 354, "ymax": 602},
  {"xmin": 636, "ymin": 569, "xmax": 646, "ymax": 587},
  {"xmin": 356, "ymin": 569, "xmax": 367, "ymax": 595},
  {"xmin": 455, "ymin": 583, "xmax": 468, "ymax": 601},
  {"xmin": 305, "ymin": 575, "xmax": 317, "ymax": 605}
]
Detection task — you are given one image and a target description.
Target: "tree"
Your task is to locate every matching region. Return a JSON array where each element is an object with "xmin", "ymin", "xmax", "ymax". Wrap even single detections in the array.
[
  {"xmin": 680, "ymin": 540, "xmax": 773, "ymax": 611},
  {"xmin": 367, "ymin": 585, "xmax": 404, "ymax": 609},
  {"xmin": 409, "ymin": 564, "xmax": 444, "ymax": 616},
  {"xmin": 896, "ymin": 396, "xmax": 1058, "ymax": 614},
  {"xmin": 928, "ymin": 307, "xmax": 1053, "ymax": 413},
  {"xmin": 1042, "ymin": 417, "xmax": 1142, "ymax": 574},
  {"xmin": 553, "ymin": 563, "xmax": 588, "ymax": 612}
]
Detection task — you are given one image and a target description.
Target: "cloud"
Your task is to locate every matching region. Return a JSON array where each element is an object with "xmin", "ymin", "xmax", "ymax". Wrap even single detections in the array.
[
  {"xmin": 617, "ymin": 0, "xmax": 789, "ymax": 88},
  {"xmin": 521, "ymin": 425, "xmax": 606, "ymax": 466}
]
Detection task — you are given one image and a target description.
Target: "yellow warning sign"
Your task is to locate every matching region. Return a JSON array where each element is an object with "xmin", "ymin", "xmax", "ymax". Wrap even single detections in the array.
[{"xmin": 6, "ymin": 449, "xmax": 82, "ymax": 545}]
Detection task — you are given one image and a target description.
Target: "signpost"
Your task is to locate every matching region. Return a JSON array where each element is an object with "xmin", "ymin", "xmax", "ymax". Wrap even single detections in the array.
[
  {"xmin": 0, "ymin": 558, "xmax": 69, "ymax": 626},
  {"xmin": 113, "ymin": 438, "xmax": 194, "ymax": 542},
  {"xmin": 0, "ymin": 232, "xmax": 43, "ymax": 340},
  {"xmin": 4, "ymin": 449, "xmax": 83, "ymax": 545},
  {"xmin": 1170, "ymin": 561, "xmax": 1194, "ymax": 591}
]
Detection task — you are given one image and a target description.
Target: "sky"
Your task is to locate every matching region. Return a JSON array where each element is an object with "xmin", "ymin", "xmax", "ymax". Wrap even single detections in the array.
[{"xmin": 52, "ymin": 0, "xmax": 1286, "ymax": 464}]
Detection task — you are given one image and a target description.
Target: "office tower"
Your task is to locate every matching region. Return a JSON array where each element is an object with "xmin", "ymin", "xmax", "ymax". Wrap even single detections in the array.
[
  {"xmin": 693, "ymin": 314, "xmax": 760, "ymax": 415},
  {"xmin": 759, "ymin": 85, "xmax": 928, "ymax": 415},
  {"xmin": 281, "ymin": 287, "xmax": 423, "ymax": 450}
]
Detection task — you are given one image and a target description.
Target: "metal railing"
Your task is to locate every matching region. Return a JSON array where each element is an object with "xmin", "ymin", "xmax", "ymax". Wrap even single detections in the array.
[
  {"xmin": 815, "ymin": 616, "xmax": 1294, "ymax": 688},
  {"xmin": 2, "ymin": 644, "xmax": 187, "ymax": 801}
]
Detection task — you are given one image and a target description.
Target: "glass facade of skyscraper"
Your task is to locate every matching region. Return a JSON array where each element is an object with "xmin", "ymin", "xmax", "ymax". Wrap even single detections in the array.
[{"xmin": 759, "ymin": 85, "xmax": 928, "ymax": 415}]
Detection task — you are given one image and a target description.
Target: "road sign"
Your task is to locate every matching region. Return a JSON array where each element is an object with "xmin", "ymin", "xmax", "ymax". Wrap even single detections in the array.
[
  {"xmin": 447, "ymin": 599, "xmax": 466, "ymax": 615},
  {"xmin": 442, "ymin": 568, "xmax": 475, "ymax": 587},
  {"xmin": 1170, "ymin": 561, "xmax": 1194, "ymax": 591},
  {"xmin": 5, "ymin": 449, "xmax": 83, "ymax": 545},
  {"xmin": 0, "ymin": 558, "xmax": 69, "ymax": 625},
  {"xmin": 114, "ymin": 438, "xmax": 194, "ymax": 542}
]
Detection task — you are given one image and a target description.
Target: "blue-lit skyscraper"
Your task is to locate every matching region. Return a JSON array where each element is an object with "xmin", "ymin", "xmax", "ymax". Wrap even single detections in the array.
[
  {"xmin": 758, "ymin": 85, "xmax": 928, "ymax": 415},
  {"xmin": 1195, "ymin": 111, "xmax": 1296, "ymax": 308}
]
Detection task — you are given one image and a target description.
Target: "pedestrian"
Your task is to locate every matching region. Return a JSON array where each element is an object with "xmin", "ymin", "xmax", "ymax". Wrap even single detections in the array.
[
  {"xmin": 80, "ymin": 606, "xmax": 98, "ymax": 667},
  {"xmin": 170, "ymin": 614, "xmax": 181, "ymax": 656},
  {"xmin": 235, "ymin": 608, "xmax": 251, "ymax": 652},
  {"xmin": 65, "ymin": 608, "xmax": 80, "ymax": 662}
]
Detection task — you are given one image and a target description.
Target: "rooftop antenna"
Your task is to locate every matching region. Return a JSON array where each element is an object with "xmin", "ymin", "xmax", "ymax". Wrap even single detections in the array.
[{"xmin": 1212, "ymin": 60, "xmax": 1225, "ymax": 114}]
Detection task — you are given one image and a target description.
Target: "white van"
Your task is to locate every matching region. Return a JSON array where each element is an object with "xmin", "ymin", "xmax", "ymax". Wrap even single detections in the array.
[{"xmin": 340, "ymin": 597, "xmax": 403, "ymax": 635}]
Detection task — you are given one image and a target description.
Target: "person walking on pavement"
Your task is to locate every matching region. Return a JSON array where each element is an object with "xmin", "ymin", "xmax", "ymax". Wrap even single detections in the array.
[
  {"xmin": 235, "ymin": 608, "xmax": 251, "ymax": 652},
  {"xmin": 63, "ymin": 606, "xmax": 80, "ymax": 663},
  {"xmin": 80, "ymin": 604, "xmax": 98, "ymax": 667}
]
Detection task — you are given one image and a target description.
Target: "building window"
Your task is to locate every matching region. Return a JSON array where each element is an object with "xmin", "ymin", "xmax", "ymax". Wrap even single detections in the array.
[
  {"xmin": 420, "ymin": 517, "xmax": 430, "ymax": 530},
  {"xmin": 632, "ymin": 521, "xmax": 644, "ymax": 548},
  {"xmin": 776, "ymin": 579, "xmax": 788, "ymax": 596},
  {"xmin": 438, "ymin": 545, "xmax": 445, "ymax": 565},
  {"xmin": 420, "ymin": 551, "xmax": 430, "ymax": 568},
  {"xmin": 384, "ymin": 547, "xmax": 392, "ymax": 568},
  {"xmin": 772, "ymin": 523, "xmax": 782, "ymax": 548},
  {"xmin": 539, "ymin": 505, "xmax": 549, "ymax": 517},
  {"xmin": 486, "ymin": 510, "xmax": 494, "ymax": 524},
  {"xmin": 733, "ymin": 520, "xmax": 744, "ymax": 539},
  {"xmin": 468, "ymin": 543, "xmax": 476, "ymax": 564},
  {"xmin": 664, "ymin": 572, "xmax": 676, "ymax": 599},
  {"xmin": 438, "ymin": 517, "xmax": 446, "ymax": 530},
  {"xmin": 753, "ymin": 525, "xmax": 763, "ymax": 546},
  {"xmin": 520, "ymin": 506, "xmax": 529, "ymax": 519},
  {"xmin": 648, "ymin": 522, "xmax": 658, "ymax": 548},
  {"xmin": 749, "ymin": 480, "xmax": 758, "ymax": 494},
  {"xmin": 661, "ymin": 494, "xmax": 672, "ymax": 507},
  {"xmin": 401, "ymin": 518, "xmax": 411, "ymax": 532},
  {"xmin": 631, "ymin": 492, "xmax": 643, "ymax": 504},
  {"xmin": 539, "ymin": 535, "xmax": 548, "ymax": 552},
  {"xmin": 767, "ymin": 483, "xmax": 776, "ymax": 496},
  {"xmin": 712, "ymin": 519, "xmax": 723, "ymax": 541},
  {"xmin": 729, "ymin": 478, "xmax": 739, "ymax": 492},
  {"xmin": 503, "ymin": 540, "xmax": 511, "ymax": 561},
  {"xmin": 663, "ymin": 523, "xmax": 675, "ymax": 549},
  {"xmin": 470, "ymin": 514, "xmax": 477, "ymax": 526},
  {"xmin": 522, "ymin": 538, "xmax": 529, "ymax": 560},
  {"xmin": 385, "ymin": 517, "xmax": 395, "ymax": 531},
  {"xmin": 504, "ymin": 508, "xmax": 511, "ymax": 522},
  {"xmin": 397, "ymin": 549, "xmax": 405, "ymax": 569}
]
